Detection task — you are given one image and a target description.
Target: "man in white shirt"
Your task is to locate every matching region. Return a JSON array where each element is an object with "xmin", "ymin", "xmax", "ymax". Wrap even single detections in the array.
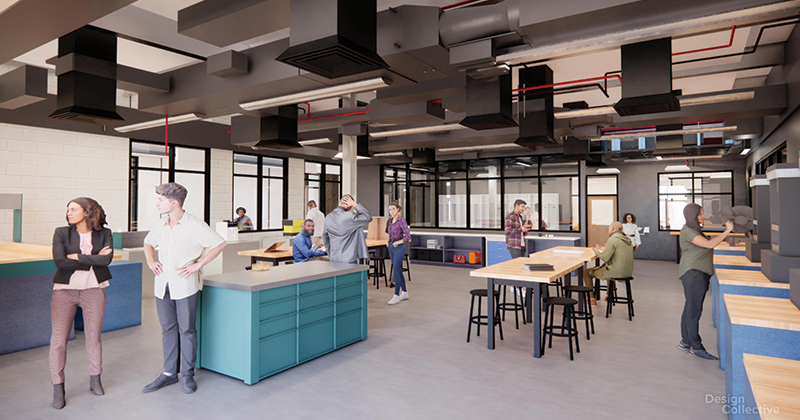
[
  {"xmin": 142, "ymin": 183, "xmax": 226, "ymax": 395},
  {"xmin": 305, "ymin": 200, "xmax": 325, "ymax": 244}
]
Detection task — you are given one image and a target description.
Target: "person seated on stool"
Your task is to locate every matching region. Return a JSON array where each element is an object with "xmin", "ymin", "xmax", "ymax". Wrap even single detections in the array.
[
  {"xmin": 293, "ymin": 219, "xmax": 329, "ymax": 263},
  {"xmin": 583, "ymin": 221, "xmax": 634, "ymax": 305}
]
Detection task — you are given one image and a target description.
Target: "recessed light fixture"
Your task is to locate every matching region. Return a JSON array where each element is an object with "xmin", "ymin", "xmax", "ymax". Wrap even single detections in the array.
[
  {"xmin": 656, "ymin": 156, "xmax": 664, "ymax": 160},
  {"xmin": 332, "ymin": 152, "xmax": 371, "ymax": 160},
  {"xmin": 114, "ymin": 113, "xmax": 205, "ymax": 133},
  {"xmin": 298, "ymin": 138, "xmax": 333, "ymax": 146},
  {"xmin": 239, "ymin": 77, "xmax": 390, "ymax": 111},
  {"xmin": 740, "ymin": 148, "xmax": 751, "ymax": 155},
  {"xmin": 665, "ymin": 164, "xmax": 690, "ymax": 171},
  {"xmin": 369, "ymin": 123, "xmax": 469, "ymax": 139},
  {"xmin": 596, "ymin": 168, "xmax": 620, "ymax": 174}
]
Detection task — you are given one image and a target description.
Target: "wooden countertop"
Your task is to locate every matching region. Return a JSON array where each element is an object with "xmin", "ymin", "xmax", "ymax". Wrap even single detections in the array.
[
  {"xmin": 744, "ymin": 353, "xmax": 800, "ymax": 420},
  {"xmin": 0, "ymin": 242, "xmax": 52, "ymax": 264},
  {"xmin": 716, "ymin": 269, "xmax": 789, "ymax": 289},
  {"xmin": 715, "ymin": 242, "xmax": 746, "ymax": 252},
  {"xmin": 238, "ymin": 247, "xmax": 293, "ymax": 258},
  {"xmin": 669, "ymin": 231, "xmax": 746, "ymax": 236},
  {"xmin": 471, "ymin": 246, "xmax": 590, "ymax": 283},
  {"xmin": 203, "ymin": 262, "xmax": 368, "ymax": 292},
  {"xmin": 715, "ymin": 254, "xmax": 761, "ymax": 268},
  {"xmin": 724, "ymin": 295, "xmax": 800, "ymax": 332}
]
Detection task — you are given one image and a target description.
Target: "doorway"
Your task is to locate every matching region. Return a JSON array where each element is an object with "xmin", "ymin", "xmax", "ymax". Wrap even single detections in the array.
[{"xmin": 586, "ymin": 175, "xmax": 619, "ymax": 247}]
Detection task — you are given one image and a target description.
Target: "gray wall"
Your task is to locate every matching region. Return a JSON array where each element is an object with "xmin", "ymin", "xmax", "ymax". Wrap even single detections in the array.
[{"xmin": 357, "ymin": 164, "xmax": 381, "ymax": 216}]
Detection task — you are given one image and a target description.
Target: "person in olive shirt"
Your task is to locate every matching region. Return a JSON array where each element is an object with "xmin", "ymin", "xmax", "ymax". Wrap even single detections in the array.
[
  {"xmin": 583, "ymin": 221, "xmax": 634, "ymax": 305},
  {"xmin": 677, "ymin": 203, "xmax": 734, "ymax": 360}
]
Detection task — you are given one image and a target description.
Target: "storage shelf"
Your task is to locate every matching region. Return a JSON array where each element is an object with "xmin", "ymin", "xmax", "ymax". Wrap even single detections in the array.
[{"xmin": 446, "ymin": 248, "xmax": 482, "ymax": 253}]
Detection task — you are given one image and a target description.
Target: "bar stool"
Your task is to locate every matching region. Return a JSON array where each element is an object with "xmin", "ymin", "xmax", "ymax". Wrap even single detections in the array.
[
  {"xmin": 606, "ymin": 277, "xmax": 634, "ymax": 321},
  {"xmin": 564, "ymin": 285, "xmax": 595, "ymax": 340},
  {"xmin": 541, "ymin": 296, "xmax": 580, "ymax": 360},
  {"xmin": 547, "ymin": 277, "xmax": 563, "ymax": 298},
  {"xmin": 466, "ymin": 289, "xmax": 503, "ymax": 343},
  {"xmin": 593, "ymin": 278, "xmax": 607, "ymax": 300},
  {"xmin": 498, "ymin": 285, "xmax": 526, "ymax": 329},
  {"xmin": 389, "ymin": 242, "xmax": 412, "ymax": 288},
  {"xmin": 368, "ymin": 251, "xmax": 388, "ymax": 289}
]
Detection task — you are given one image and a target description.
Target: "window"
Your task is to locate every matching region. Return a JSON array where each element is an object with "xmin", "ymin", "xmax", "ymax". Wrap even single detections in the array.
[
  {"xmin": 233, "ymin": 153, "xmax": 286, "ymax": 231},
  {"xmin": 380, "ymin": 156, "xmax": 580, "ymax": 231},
  {"xmin": 754, "ymin": 142, "xmax": 786, "ymax": 175},
  {"xmin": 129, "ymin": 141, "xmax": 209, "ymax": 231},
  {"xmin": 658, "ymin": 171, "xmax": 734, "ymax": 231},
  {"xmin": 305, "ymin": 162, "xmax": 342, "ymax": 215}
]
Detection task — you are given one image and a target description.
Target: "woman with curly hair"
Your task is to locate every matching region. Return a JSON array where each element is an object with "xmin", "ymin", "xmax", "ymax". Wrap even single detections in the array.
[{"xmin": 50, "ymin": 197, "xmax": 114, "ymax": 409}]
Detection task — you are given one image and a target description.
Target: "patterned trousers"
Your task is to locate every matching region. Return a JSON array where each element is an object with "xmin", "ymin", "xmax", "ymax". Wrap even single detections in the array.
[{"xmin": 49, "ymin": 288, "xmax": 106, "ymax": 384}]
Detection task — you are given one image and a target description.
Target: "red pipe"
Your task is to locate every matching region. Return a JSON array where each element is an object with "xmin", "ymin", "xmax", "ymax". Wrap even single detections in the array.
[
  {"xmin": 430, "ymin": 99, "xmax": 442, "ymax": 104},
  {"xmin": 300, "ymin": 102, "xmax": 311, "ymax": 117},
  {"xmin": 164, "ymin": 115, "xmax": 168, "ymax": 156},
  {"xmin": 441, "ymin": 0, "xmax": 482, "ymax": 10},
  {"xmin": 513, "ymin": 75, "xmax": 622, "ymax": 94},
  {"xmin": 672, "ymin": 26, "xmax": 736, "ymax": 56},
  {"xmin": 299, "ymin": 110, "xmax": 370, "ymax": 122}
]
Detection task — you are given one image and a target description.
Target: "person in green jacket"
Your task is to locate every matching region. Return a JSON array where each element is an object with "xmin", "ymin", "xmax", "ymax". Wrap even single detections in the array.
[{"xmin": 583, "ymin": 221, "xmax": 634, "ymax": 305}]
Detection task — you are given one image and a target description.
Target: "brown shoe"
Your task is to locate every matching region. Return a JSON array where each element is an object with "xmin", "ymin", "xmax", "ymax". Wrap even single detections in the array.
[{"xmin": 590, "ymin": 298, "xmax": 597, "ymax": 306}]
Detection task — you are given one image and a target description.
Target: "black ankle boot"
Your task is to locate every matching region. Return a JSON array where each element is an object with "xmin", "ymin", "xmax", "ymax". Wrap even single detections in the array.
[
  {"xmin": 53, "ymin": 383, "xmax": 65, "ymax": 409},
  {"xmin": 90, "ymin": 375, "xmax": 104, "ymax": 396}
]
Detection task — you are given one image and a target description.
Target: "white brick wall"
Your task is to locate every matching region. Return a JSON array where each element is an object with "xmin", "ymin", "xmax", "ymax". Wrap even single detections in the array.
[
  {"xmin": 210, "ymin": 149, "xmax": 233, "ymax": 225},
  {"xmin": 0, "ymin": 123, "xmax": 129, "ymax": 244},
  {"xmin": 287, "ymin": 157, "xmax": 304, "ymax": 219}
]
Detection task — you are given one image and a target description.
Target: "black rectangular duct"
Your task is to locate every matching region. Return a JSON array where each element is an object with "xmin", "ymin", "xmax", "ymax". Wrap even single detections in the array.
[
  {"xmin": 254, "ymin": 105, "xmax": 302, "ymax": 150},
  {"xmin": 654, "ymin": 124, "xmax": 687, "ymax": 156},
  {"xmin": 276, "ymin": 0, "xmax": 388, "ymax": 79},
  {"xmin": 48, "ymin": 26, "xmax": 123, "ymax": 124},
  {"xmin": 561, "ymin": 136, "xmax": 590, "ymax": 161},
  {"xmin": 411, "ymin": 148, "xmax": 436, "ymax": 168},
  {"xmin": 516, "ymin": 65, "xmax": 555, "ymax": 147},
  {"xmin": 460, "ymin": 73, "xmax": 516, "ymax": 130},
  {"xmin": 356, "ymin": 135, "xmax": 371, "ymax": 158},
  {"xmin": 614, "ymin": 38, "xmax": 680, "ymax": 116}
]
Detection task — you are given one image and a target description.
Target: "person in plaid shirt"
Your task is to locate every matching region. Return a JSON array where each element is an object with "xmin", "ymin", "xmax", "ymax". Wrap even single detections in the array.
[{"xmin": 505, "ymin": 199, "xmax": 530, "ymax": 259}]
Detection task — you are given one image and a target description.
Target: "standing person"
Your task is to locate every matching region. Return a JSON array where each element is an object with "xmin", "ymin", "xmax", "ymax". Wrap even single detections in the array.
[
  {"xmin": 505, "ymin": 199, "xmax": 529, "ymax": 259},
  {"xmin": 678, "ymin": 203, "xmax": 734, "ymax": 360},
  {"xmin": 386, "ymin": 201, "xmax": 411, "ymax": 306},
  {"xmin": 622, "ymin": 213, "xmax": 641, "ymax": 249},
  {"xmin": 49, "ymin": 198, "xmax": 114, "ymax": 409},
  {"xmin": 142, "ymin": 183, "xmax": 227, "ymax": 394},
  {"xmin": 293, "ymin": 219, "xmax": 329, "ymax": 263},
  {"xmin": 233, "ymin": 207, "xmax": 253, "ymax": 231},
  {"xmin": 323, "ymin": 194, "xmax": 372, "ymax": 264},
  {"xmin": 583, "ymin": 222, "xmax": 634, "ymax": 305},
  {"xmin": 305, "ymin": 200, "xmax": 326, "ymax": 244},
  {"xmin": 535, "ymin": 203, "xmax": 547, "ymax": 229}
]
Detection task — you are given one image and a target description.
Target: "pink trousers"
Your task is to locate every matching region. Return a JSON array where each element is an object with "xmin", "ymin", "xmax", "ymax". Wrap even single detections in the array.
[{"xmin": 49, "ymin": 288, "xmax": 106, "ymax": 384}]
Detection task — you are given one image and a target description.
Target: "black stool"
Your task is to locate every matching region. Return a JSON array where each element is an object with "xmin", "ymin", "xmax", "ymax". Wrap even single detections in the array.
[
  {"xmin": 467, "ymin": 289, "xmax": 503, "ymax": 342},
  {"xmin": 564, "ymin": 285, "xmax": 595, "ymax": 340},
  {"xmin": 606, "ymin": 277, "xmax": 634, "ymax": 321},
  {"xmin": 498, "ymin": 285, "xmax": 526, "ymax": 329},
  {"xmin": 541, "ymin": 296, "xmax": 580, "ymax": 360},
  {"xmin": 593, "ymin": 278, "xmax": 607, "ymax": 300},
  {"xmin": 368, "ymin": 256, "xmax": 388, "ymax": 289}
]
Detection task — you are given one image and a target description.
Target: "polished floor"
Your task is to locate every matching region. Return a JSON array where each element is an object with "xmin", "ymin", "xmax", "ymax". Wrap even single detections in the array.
[{"xmin": 0, "ymin": 260, "xmax": 727, "ymax": 420}]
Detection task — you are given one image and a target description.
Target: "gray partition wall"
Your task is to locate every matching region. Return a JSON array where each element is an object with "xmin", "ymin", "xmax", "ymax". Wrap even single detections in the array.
[
  {"xmin": 746, "ymin": 175, "xmax": 770, "ymax": 262},
  {"xmin": 761, "ymin": 163, "xmax": 800, "ymax": 282}
]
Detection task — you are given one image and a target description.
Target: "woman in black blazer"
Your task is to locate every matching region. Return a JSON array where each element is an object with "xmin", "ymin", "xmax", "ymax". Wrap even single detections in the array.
[{"xmin": 49, "ymin": 197, "xmax": 113, "ymax": 410}]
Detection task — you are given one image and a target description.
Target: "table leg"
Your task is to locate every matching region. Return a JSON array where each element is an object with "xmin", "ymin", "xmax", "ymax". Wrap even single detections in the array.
[
  {"xmin": 487, "ymin": 278, "xmax": 495, "ymax": 350},
  {"xmin": 533, "ymin": 283, "xmax": 541, "ymax": 358},
  {"xmin": 565, "ymin": 272, "xmax": 572, "ymax": 288},
  {"xmin": 251, "ymin": 256, "xmax": 257, "ymax": 265},
  {"xmin": 525, "ymin": 286, "xmax": 533, "ymax": 323}
]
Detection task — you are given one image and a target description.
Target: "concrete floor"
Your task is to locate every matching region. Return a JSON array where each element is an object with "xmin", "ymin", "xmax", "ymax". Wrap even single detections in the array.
[{"xmin": 0, "ymin": 260, "xmax": 727, "ymax": 420}]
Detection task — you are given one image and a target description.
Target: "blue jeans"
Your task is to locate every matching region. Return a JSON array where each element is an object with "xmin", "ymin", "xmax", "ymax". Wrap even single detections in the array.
[{"xmin": 388, "ymin": 243, "xmax": 406, "ymax": 295}]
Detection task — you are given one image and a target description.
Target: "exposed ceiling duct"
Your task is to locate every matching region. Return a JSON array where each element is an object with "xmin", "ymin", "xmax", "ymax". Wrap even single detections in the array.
[
  {"xmin": 653, "ymin": 124, "xmax": 688, "ymax": 156},
  {"xmin": 177, "ymin": 0, "xmax": 290, "ymax": 47},
  {"xmin": 0, "ymin": 65, "xmax": 47, "ymax": 109},
  {"xmin": 276, "ymin": 0, "xmax": 388, "ymax": 78},
  {"xmin": 231, "ymin": 106, "xmax": 302, "ymax": 150},
  {"xmin": 411, "ymin": 148, "xmax": 436, "ymax": 168},
  {"xmin": 460, "ymin": 72, "xmax": 516, "ymax": 130},
  {"xmin": 515, "ymin": 65, "xmax": 556, "ymax": 147},
  {"xmin": 614, "ymin": 37, "xmax": 680, "ymax": 117},
  {"xmin": 48, "ymin": 26, "xmax": 124, "ymax": 124},
  {"xmin": 561, "ymin": 136, "xmax": 591, "ymax": 161},
  {"xmin": 438, "ymin": 0, "xmax": 520, "ymax": 47}
]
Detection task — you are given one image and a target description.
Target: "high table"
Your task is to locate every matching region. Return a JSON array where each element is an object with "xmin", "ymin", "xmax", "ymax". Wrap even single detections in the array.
[
  {"xmin": 469, "ymin": 247, "xmax": 597, "ymax": 358},
  {"xmin": 239, "ymin": 239, "xmax": 388, "ymax": 266},
  {"xmin": 743, "ymin": 354, "xmax": 800, "ymax": 419},
  {"xmin": 712, "ymin": 255, "xmax": 762, "ymax": 329}
]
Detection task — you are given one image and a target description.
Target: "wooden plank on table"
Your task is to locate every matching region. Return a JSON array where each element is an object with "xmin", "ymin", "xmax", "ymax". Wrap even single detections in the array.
[
  {"xmin": 470, "ymin": 256, "xmax": 584, "ymax": 283},
  {"xmin": 744, "ymin": 353, "xmax": 800, "ymax": 420},
  {"xmin": 715, "ymin": 254, "xmax": 761, "ymax": 268},
  {"xmin": 716, "ymin": 269, "xmax": 789, "ymax": 289},
  {"xmin": 724, "ymin": 295, "xmax": 800, "ymax": 332}
]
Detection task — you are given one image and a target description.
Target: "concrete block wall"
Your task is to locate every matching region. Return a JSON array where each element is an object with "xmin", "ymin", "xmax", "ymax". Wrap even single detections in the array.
[
  {"xmin": 210, "ymin": 149, "xmax": 233, "ymax": 224},
  {"xmin": 287, "ymin": 157, "xmax": 304, "ymax": 219},
  {"xmin": 0, "ymin": 123, "xmax": 129, "ymax": 244}
]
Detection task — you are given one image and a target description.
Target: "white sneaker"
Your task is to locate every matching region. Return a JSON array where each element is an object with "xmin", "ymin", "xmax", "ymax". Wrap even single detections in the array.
[
  {"xmin": 399, "ymin": 291, "xmax": 409, "ymax": 301},
  {"xmin": 388, "ymin": 295, "xmax": 402, "ymax": 305}
]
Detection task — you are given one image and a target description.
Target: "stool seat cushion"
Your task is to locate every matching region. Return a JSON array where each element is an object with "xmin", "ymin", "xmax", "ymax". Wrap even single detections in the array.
[
  {"xmin": 610, "ymin": 277, "xmax": 634, "ymax": 281},
  {"xmin": 564, "ymin": 285, "xmax": 593, "ymax": 292},
  {"xmin": 470, "ymin": 289, "xmax": 500, "ymax": 297},
  {"xmin": 543, "ymin": 296, "xmax": 577, "ymax": 306}
]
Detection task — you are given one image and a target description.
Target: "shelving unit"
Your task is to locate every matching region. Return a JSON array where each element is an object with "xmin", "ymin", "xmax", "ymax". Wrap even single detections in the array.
[{"xmin": 409, "ymin": 234, "xmax": 485, "ymax": 267}]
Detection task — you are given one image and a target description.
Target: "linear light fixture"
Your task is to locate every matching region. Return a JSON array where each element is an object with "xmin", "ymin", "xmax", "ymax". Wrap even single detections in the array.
[
  {"xmin": 554, "ymin": 91, "xmax": 755, "ymax": 120},
  {"xmin": 665, "ymin": 164, "xmax": 690, "ymax": 171},
  {"xmin": 596, "ymin": 167, "xmax": 620, "ymax": 174},
  {"xmin": 332, "ymin": 152, "xmax": 371, "ymax": 160},
  {"xmin": 592, "ymin": 126, "xmax": 737, "ymax": 141},
  {"xmin": 438, "ymin": 143, "xmax": 524, "ymax": 154},
  {"xmin": 239, "ymin": 77, "xmax": 390, "ymax": 111},
  {"xmin": 623, "ymin": 154, "xmax": 723, "ymax": 163},
  {"xmin": 656, "ymin": 156, "xmax": 664, "ymax": 160},
  {"xmin": 740, "ymin": 148, "xmax": 751, "ymax": 155},
  {"xmin": 298, "ymin": 138, "xmax": 333, "ymax": 146},
  {"xmin": 372, "ymin": 151, "xmax": 407, "ymax": 157},
  {"xmin": 369, "ymin": 123, "xmax": 469, "ymax": 139},
  {"xmin": 114, "ymin": 113, "xmax": 204, "ymax": 133}
]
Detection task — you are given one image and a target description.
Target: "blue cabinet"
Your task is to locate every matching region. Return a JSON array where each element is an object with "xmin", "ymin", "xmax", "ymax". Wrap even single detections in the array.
[{"xmin": 487, "ymin": 241, "xmax": 511, "ymax": 266}]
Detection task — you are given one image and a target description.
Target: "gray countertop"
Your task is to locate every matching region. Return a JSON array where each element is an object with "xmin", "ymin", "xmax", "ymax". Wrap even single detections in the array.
[{"xmin": 203, "ymin": 262, "xmax": 368, "ymax": 293}]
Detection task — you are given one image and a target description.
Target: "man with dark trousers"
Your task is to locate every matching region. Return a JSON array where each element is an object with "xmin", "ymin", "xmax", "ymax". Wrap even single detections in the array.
[{"xmin": 505, "ymin": 199, "xmax": 529, "ymax": 259}]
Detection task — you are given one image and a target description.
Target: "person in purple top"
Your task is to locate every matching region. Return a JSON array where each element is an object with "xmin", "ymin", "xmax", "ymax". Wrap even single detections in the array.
[{"xmin": 386, "ymin": 201, "xmax": 411, "ymax": 305}]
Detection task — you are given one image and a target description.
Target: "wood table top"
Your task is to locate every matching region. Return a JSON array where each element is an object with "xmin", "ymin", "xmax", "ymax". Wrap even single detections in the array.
[
  {"xmin": 715, "ymin": 242, "xmax": 747, "ymax": 251},
  {"xmin": 365, "ymin": 239, "xmax": 388, "ymax": 248},
  {"xmin": 724, "ymin": 295, "xmax": 800, "ymax": 332},
  {"xmin": 744, "ymin": 353, "xmax": 800, "ymax": 420},
  {"xmin": 238, "ymin": 247, "xmax": 293, "ymax": 258},
  {"xmin": 716, "ymin": 269, "xmax": 789, "ymax": 289},
  {"xmin": 535, "ymin": 246, "xmax": 598, "ymax": 262},
  {"xmin": 669, "ymin": 231, "xmax": 746, "ymax": 236},
  {"xmin": 714, "ymin": 254, "xmax": 761, "ymax": 268},
  {"xmin": 471, "ymin": 246, "xmax": 590, "ymax": 283},
  {"xmin": 0, "ymin": 242, "xmax": 52, "ymax": 264}
]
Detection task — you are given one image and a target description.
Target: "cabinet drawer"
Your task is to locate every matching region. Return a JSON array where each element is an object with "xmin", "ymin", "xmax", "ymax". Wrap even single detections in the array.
[
  {"xmin": 299, "ymin": 290, "xmax": 334, "ymax": 311},
  {"xmin": 298, "ymin": 319, "xmax": 334, "ymax": 362},
  {"xmin": 299, "ymin": 303, "xmax": 334, "ymax": 327},
  {"xmin": 259, "ymin": 285, "xmax": 297, "ymax": 304},
  {"xmin": 336, "ymin": 283, "xmax": 361, "ymax": 301},
  {"xmin": 259, "ymin": 297, "xmax": 296, "ymax": 321},
  {"xmin": 335, "ymin": 310, "xmax": 363, "ymax": 347},
  {"xmin": 336, "ymin": 296, "xmax": 362, "ymax": 315},
  {"xmin": 259, "ymin": 313, "xmax": 296, "ymax": 338},
  {"xmin": 299, "ymin": 278, "xmax": 333, "ymax": 295},
  {"xmin": 336, "ymin": 272, "xmax": 362, "ymax": 287},
  {"xmin": 258, "ymin": 330, "xmax": 297, "ymax": 377}
]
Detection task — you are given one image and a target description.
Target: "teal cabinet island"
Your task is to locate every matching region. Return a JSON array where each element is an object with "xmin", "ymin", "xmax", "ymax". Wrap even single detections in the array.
[{"xmin": 198, "ymin": 262, "xmax": 368, "ymax": 385}]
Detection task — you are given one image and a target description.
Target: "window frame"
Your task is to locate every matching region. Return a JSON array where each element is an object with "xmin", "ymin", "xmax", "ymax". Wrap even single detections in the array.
[
  {"xmin": 657, "ymin": 170, "xmax": 734, "ymax": 232},
  {"xmin": 304, "ymin": 160, "xmax": 342, "ymax": 216},
  {"xmin": 232, "ymin": 152, "xmax": 288, "ymax": 232}
]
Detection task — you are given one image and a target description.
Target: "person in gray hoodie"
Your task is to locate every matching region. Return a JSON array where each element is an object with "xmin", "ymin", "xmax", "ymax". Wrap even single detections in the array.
[{"xmin": 323, "ymin": 194, "xmax": 373, "ymax": 264}]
